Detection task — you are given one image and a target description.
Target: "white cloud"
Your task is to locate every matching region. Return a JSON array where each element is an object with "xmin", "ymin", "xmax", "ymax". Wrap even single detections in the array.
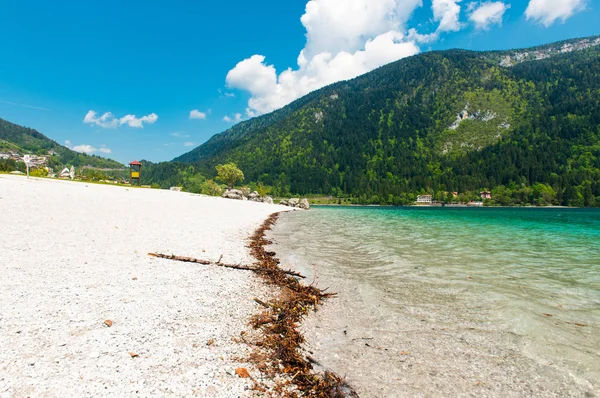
[
  {"xmin": 184, "ymin": 142, "xmax": 197, "ymax": 147},
  {"xmin": 189, "ymin": 109, "xmax": 207, "ymax": 120},
  {"xmin": 83, "ymin": 110, "xmax": 158, "ymax": 128},
  {"xmin": 469, "ymin": 2, "xmax": 509, "ymax": 29},
  {"xmin": 72, "ymin": 144, "xmax": 97, "ymax": 154},
  {"xmin": 525, "ymin": 0, "xmax": 585, "ymax": 26},
  {"xmin": 225, "ymin": 0, "xmax": 423, "ymax": 116},
  {"xmin": 65, "ymin": 141, "xmax": 112, "ymax": 155},
  {"xmin": 407, "ymin": 28, "xmax": 439, "ymax": 43},
  {"xmin": 432, "ymin": 0, "xmax": 463, "ymax": 32},
  {"xmin": 84, "ymin": 110, "xmax": 118, "ymax": 128},
  {"xmin": 223, "ymin": 113, "xmax": 243, "ymax": 123},
  {"xmin": 225, "ymin": 92, "xmax": 236, "ymax": 98},
  {"xmin": 119, "ymin": 113, "xmax": 158, "ymax": 128},
  {"xmin": 300, "ymin": 0, "xmax": 422, "ymax": 57},
  {"xmin": 171, "ymin": 132, "xmax": 190, "ymax": 138}
]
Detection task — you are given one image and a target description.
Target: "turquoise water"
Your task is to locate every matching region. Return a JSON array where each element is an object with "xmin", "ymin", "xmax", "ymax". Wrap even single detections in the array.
[{"xmin": 270, "ymin": 207, "xmax": 600, "ymax": 396}]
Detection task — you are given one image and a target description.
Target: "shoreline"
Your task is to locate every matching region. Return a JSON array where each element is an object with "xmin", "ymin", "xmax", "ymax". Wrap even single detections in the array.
[
  {"xmin": 0, "ymin": 174, "xmax": 291, "ymax": 397},
  {"xmin": 244, "ymin": 212, "xmax": 356, "ymax": 397},
  {"xmin": 311, "ymin": 203, "xmax": 575, "ymax": 209}
]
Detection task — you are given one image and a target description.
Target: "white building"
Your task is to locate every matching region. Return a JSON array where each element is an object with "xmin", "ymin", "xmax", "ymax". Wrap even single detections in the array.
[{"xmin": 416, "ymin": 195, "xmax": 433, "ymax": 204}]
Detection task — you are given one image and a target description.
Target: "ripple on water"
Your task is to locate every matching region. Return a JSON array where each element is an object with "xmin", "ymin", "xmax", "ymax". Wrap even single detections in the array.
[{"xmin": 268, "ymin": 207, "xmax": 600, "ymax": 397}]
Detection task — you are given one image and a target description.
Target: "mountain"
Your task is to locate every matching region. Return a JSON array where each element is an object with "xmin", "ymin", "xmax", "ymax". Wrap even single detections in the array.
[
  {"xmin": 159, "ymin": 36, "xmax": 600, "ymax": 206},
  {"xmin": 0, "ymin": 118, "xmax": 124, "ymax": 170}
]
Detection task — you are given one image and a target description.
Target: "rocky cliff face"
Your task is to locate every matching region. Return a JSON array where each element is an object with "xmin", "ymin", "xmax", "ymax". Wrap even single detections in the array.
[{"xmin": 497, "ymin": 37, "xmax": 600, "ymax": 67}]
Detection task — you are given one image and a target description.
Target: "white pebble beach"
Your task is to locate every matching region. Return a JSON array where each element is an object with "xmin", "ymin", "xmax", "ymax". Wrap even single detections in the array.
[{"xmin": 0, "ymin": 174, "xmax": 290, "ymax": 397}]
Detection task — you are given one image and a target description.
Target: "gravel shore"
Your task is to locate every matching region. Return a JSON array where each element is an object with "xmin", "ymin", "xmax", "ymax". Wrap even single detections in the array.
[{"xmin": 0, "ymin": 175, "xmax": 289, "ymax": 397}]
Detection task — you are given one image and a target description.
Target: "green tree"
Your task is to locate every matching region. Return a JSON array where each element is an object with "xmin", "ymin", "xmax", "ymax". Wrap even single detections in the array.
[
  {"xmin": 216, "ymin": 163, "xmax": 244, "ymax": 189},
  {"xmin": 201, "ymin": 179, "xmax": 223, "ymax": 196},
  {"xmin": 30, "ymin": 167, "xmax": 49, "ymax": 177},
  {"xmin": 256, "ymin": 182, "xmax": 272, "ymax": 197}
]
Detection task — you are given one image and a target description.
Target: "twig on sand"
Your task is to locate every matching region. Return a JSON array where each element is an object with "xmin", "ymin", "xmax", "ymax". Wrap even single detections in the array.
[
  {"xmin": 147, "ymin": 252, "xmax": 306, "ymax": 279},
  {"xmin": 254, "ymin": 297, "xmax": 271, "ymax": 308}
]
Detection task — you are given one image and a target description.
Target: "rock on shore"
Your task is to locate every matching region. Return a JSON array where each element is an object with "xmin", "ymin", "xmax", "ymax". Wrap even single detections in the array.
[{"xmin": 222, "ymin": 189, "xmax": 308, "ymax": 209}]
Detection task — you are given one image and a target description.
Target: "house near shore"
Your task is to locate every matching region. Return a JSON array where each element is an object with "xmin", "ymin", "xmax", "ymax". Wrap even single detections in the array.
[
  {"xmin": 480, "ymin": 191, "xmax": 492, "ymax": 200},
  {"xmin": 416, "ymin": 195, "xmax": 433, "ymax": 204}
]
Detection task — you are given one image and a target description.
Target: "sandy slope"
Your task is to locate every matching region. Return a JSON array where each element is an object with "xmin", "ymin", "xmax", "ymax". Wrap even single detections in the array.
[{"xmin": 0, "ymin": 175, "xmax": 289, "ymax": 397}]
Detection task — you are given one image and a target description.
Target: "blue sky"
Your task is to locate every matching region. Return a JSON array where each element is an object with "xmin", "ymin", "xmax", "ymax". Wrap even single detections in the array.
[{"xmin": 0, "ymin": 0, "xmax": 598, "ymax": 164}]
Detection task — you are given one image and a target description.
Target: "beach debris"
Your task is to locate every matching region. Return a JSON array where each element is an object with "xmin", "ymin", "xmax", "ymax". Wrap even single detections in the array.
[
  {"xmin": 574, "ymin": 323, "xmax": 587, "ymax": 327},
  {"xmin": 253, "ymin": 297, "xmax": 270, "ymax": 308},
  {"xmin": 306, "ymin": 355, "xmax": 321, "ymax": 366},
  {"xmin": 235, "ymin": 368, "xmax": 250, "ymax": 378},
  {"xmin": 543, "ymin": 313, "xmax": 553, "ymax": 317},
  {"xmin": 400, "ymin": 351, "xmax": 410, "ymax": 355},
  {"xmin": 245, "ymin": 212, "xmax": 357, "ymax": 397},
  {"xmin": 147, "ymin": 252, "xmax": 306, "ymax": 279},
  {"xmin": 103, "ymin": 320, "xmax": 113, "ymax": 327},
  {"xmin": 132, "ymin": 276, "xmax": 137, "ymax": 280},
  {"xmin": 129, "ymin": 352, "xmax": 139, "ymax": 358},
  {"xmin": 207, "ymin": 338, "xmax": 215, "ymax": 346}
]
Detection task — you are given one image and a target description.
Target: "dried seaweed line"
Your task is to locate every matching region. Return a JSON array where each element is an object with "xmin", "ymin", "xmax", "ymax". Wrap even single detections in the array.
[{"xmin": 248, "ymin": 212, "xmax": 358, "ymax": 398}]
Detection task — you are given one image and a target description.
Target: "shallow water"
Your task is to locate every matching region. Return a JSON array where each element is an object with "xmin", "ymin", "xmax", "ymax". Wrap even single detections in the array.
[{"xmin": 268, "ymin": 207, "xmax": 600, "ymax": 397}]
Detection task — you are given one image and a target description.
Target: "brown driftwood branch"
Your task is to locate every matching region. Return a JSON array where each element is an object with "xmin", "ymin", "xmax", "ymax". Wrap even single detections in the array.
[
  {"xmin": 253, "ymin": 297, "xmax": 271, "ymax": 308},
  {"xmin": 147, "ymin": 252, "xmax": 306, "ymax": 279}
]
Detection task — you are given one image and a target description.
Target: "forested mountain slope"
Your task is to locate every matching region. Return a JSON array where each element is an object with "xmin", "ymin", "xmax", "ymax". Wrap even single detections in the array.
[
  {"xmin": 0, "ymin": 118, "xmax": 124, "ymax": 169},
  {"xmin": 153, "ymin": 36, "xmax": 600, "ymax": 206}
]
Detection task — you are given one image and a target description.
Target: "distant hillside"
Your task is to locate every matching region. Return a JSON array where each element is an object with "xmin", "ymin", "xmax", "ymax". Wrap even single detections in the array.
[
  {"xmin": 0, "ymin": 118, "xmax": 124, "ymax": 170},
  {"xmin": 151, "ymin": 36, "xmax": 600, "ymax": 206}
]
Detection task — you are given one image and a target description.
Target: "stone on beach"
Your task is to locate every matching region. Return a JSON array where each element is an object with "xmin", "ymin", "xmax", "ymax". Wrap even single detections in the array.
[
  {"xmin": 222, "ymin": 188, "xmax": 245, "ymax": 200},
  {"xmin": 288, "ymin": 198, "xmax": 300, "ymax": 207},
  {"xmin": 299, "ymin": 198, "xmax": 310, "ymax": 210}
]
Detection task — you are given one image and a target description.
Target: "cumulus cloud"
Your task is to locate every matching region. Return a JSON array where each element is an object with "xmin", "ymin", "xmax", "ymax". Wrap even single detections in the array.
[
  {"xmin": 66, "ymin": 140, "xmax": 112, "ymax": 155},
  {"xmin": 84, "ymin": 111, "xmax": 118, "ymax": 128},
  {"xmin": 83, "ymin": 110, "xmax": 158, "ymax": 128},
  {"xmin": 183, "ymin": 142, "xmax": 197, "ymax": 147},
  {"xmin": 189, "ymin": 109, "xmax": 207, "ymax": 120},
  {"xmin": 432, "ymin": 0, "xmax": 463, "ymax": 32},
  {"xmin": 525, "ymin": 0, "xmax": 585, "ymax": 26},
  {"xmin": 226, "ymin": 0, "xmax": 424, "ymax": 116},
  {"xmin": 119, "ymin": 113, "xmax": 158, "ymax": 128},
  {"xmin": 300, "ymin": 0, "xmax": 422, "ymax": 57},
  {"xmin": 72, "ymin": 144, "xmax": 97, "ymax": 154},
  {"xmin": 469, "ymin": 1, "xmax": 510, "ymax": 29},
  {"xmin": 407, "ymin": 28, "xmax": 439, "ymax": 43},
  {"xmin": 223, "ymin": 113, "xmax": 243, "ymax": 123}
]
